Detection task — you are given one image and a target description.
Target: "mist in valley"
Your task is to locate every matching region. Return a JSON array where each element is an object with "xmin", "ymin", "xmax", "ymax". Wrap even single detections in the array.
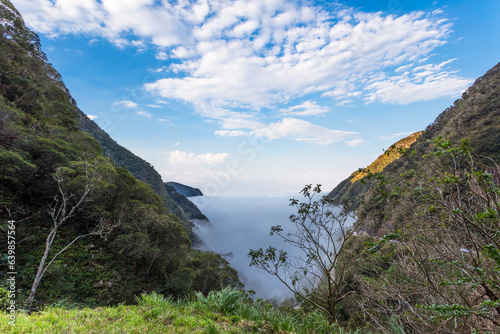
[
  {"xmin": 190, "ymin": 194, "xmax": 303, "ymax": 301},
  {"xmin": 190, "ymin": 193, "xmax": 355, "ymax": 303}
]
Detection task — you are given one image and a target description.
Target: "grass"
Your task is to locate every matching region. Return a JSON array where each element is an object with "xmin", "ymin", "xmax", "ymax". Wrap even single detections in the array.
[{"xmin": 0, "ymin": 287, "xmax": 360, "ymax": 333}]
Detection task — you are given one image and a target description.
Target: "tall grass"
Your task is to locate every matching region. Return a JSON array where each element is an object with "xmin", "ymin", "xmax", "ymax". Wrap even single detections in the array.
[{"xmin": 1, "ymin": 287, "xmax": 361, "ymax": 333}]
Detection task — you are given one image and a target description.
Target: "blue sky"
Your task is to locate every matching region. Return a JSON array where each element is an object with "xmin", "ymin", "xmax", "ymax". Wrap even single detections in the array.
[{"xmin": 11, "ymin": 0, "xmax": 500, "ymax": 194}]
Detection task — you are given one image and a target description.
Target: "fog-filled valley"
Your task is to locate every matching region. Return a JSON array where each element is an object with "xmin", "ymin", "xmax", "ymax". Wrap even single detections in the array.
[
  {"xmin": 190, "ymin": 194, "xmax": 300, "ymax": 300},
  {"xmin": 190, "ymin": 193, "xmax": 356, "ymax": 302},
  {"xmin": 190, "ymin": 194, "xmax": 301, "ymax": 301}
]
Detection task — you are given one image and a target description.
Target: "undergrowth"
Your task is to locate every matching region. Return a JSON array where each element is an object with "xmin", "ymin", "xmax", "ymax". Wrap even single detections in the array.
[{"xmin": 0, "ymin": 287, "xmax": 362, "ymax": 333}]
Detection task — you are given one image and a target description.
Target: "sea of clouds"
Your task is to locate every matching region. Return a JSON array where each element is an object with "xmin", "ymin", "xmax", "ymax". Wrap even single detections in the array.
[{"xmin": 190, "ymin": 193, "xmax": 303, "ymax": 301}]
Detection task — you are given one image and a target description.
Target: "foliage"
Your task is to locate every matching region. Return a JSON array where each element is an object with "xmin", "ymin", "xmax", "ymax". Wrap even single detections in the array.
[
  {"xmin": 352, "ymin": 139, "xmax": 500, "ymax": 332},
  {"xmin": 0, "ymin": 0, "xmax": 241, "ymax": 310},
  {"xmin": 329, "ymin": 132, "xmax": 422, "ymax": 205},
  {"xmin": 0, "ymin": 288, "xmax": 359, "ymax": 333},
  {"xmin": 249, "ymin": 184, "xmax": 360, "ymax": 323}
]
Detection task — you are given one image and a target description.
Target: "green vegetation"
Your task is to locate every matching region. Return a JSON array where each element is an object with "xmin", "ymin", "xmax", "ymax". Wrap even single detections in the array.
[
  {"xmin": 328, "ymin": 132, "xmax": 422, "ymax": 205},
  {"xmin": 1, "ymin": 0, "xmax": 500, "ymax": 332},
  {"xmin": 0, "ymin": 0, "xmax": 239, "ymax": 311},
  {"xmin": 77, "ymin": 109, "xmax": 206, "ymax": 242},
  {"xmin": 341, "ymin": 139, "xmax": 500, "ymax": 332},
  {"xmin": 0, "ymin": 288, "xmax": 360, "ymax": 333}
]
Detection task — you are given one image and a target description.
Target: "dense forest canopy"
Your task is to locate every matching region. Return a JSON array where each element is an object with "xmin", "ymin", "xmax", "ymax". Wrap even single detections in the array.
[{"xmin": 0, "ymin": 0, "xmax": 240, "ymax": 309}]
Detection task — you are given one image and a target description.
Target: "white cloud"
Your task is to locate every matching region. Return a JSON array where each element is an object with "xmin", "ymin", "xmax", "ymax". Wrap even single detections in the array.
[
  {"xmin": 380, "ymin": 132, "xmax": 415, "ymax": 140},
  {"xmin": 215, "ymin": 117, "xmax": 358, "ymax": 145},
  {"xmin": 345, "ymin": 139, "xmax": 368, "ymax": 147},
  {"xmin": 14, "ymin": 0, "xmax": 472, "ymax": 143},
  {"xmin": 169, "ymin": 150, "xmax": 229, "ymax": 165},
  {"xmin": 136, "ymin": 111, "xmax": 152, "ymax": 117},
  {"xmin": 114, "ymin": 100, "xmax": 138, "ymax": 108},
  {"xmin": 215, "ymin": 130, "xmax": 250, "ymax": 137},
  {"xmin": 155, "ymin": 51, "xmax": 168, "ymax": 60},
  {"xmin": 365, "ymin": 60, "xmax": 473, "ymax": 104},
  {"xmin": 87, "ymin": 114, "xmax": 98, "ymax": 120},
  {"xmin": 147, "ymin": 104, "xmax": 162, "ymax": 108},
  {"xmin": 143, "ymin": 6, "xmax": 466, "ymax": 108},
  {"xmin": 15, "ymin": 1, "xmax": 469, "ymax": 106},
  {"xmin": 279, "ymin": 101, "xmax": 329, "ymax": 116},
  {"xmin": 336, "ymin": 100, "xmax": 353, "ymax": 107}
]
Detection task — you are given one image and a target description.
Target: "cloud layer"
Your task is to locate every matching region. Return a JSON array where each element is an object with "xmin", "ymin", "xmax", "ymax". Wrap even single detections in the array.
[
  {"xmin": 169, "ymin": 150, "xmax": 229, "ymax": 165},
  {"xmin": 14, "ymin": 0, "xmax": 472, "ymax": 145}
]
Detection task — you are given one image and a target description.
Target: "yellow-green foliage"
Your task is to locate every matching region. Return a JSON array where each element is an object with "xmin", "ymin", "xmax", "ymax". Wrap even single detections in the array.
[{"xmin": 349, "ymin": 131, "xmax": 422, "ymax": 183}]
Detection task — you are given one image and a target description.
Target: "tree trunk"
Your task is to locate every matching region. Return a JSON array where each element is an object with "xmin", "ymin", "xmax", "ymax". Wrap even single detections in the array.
[{"xmin": 26, "ymin": 227, "xmax": 57, "ymax": 311}]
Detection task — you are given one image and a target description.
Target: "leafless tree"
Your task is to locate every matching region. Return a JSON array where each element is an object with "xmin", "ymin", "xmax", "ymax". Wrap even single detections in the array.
[{"xmin": 26, "ymin": 159, "xmax": 117, "ymax": 311}]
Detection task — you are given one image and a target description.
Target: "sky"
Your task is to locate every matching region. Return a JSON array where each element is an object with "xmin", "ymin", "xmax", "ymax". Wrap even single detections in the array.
[
  {"xmin": 10, "ymin": 0, "xmax": 500, "ymax": 194},
  {"xmin": 190, "ymin": 193, "xmax": 356, "ymax": 299}
]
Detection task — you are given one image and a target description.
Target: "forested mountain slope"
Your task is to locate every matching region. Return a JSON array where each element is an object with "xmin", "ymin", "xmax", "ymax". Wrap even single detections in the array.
[
  {"xmin": 166, "ymin": 181, "xmax": 203, "ymax": 197},
  {"xmin": 331, "ymin": 61, "xmax": 500, "ymax": 235},
  {"xmin": 78, "ymin": 109, "xmax": 208, "ymax": 237},
  {"xmin": 0, "ymin": 0, "xmax": 239, "ymax": 309},
  {"xmin": 328, "ymin": 131, "xmax": 422, "ymax": 205}
]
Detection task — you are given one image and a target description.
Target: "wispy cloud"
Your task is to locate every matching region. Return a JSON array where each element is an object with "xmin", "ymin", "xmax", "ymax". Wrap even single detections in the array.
[
  {"xmin": 365, "ymin": 60, "xmax": 472, "ymax": 104},
  {"xmin": 279, "ymin": 101, "xmax": 329, "ymax": 117},
  {"xmin": 169, "ymin": 150, "xmax": 229, "ymax": 165},
  {"xmin": 114, "ymin": 100, "xmax": 138, "ymax": 108},
  {"xmin": 216, "ymin": 117, "xmax": 358, "ymax": 145},
  {"xmin": 345, "ymin": 139, "xmax": 368, "ymax": 147},
  {"xmin": 136, "ymin": 111, "xmax": 152, "ymax": 117},
  {"xmin": 87, "ymin": 114, "xmax": 98, "ymax": 120}
]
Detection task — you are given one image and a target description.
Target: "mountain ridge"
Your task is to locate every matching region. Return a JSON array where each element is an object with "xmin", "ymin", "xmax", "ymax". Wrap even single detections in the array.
[
  {"xmin": 166, "ymin": 181, "xmax": 203, "ymax": 197},
  {"xmin": 331, "ymin": 61, "xmax": 500, "ymax": 236},
  {"xmin": 76, "ymin": 107, "xmax": 208, "ymax": 240},
  {"xmin": 328, "ymin": 131, "xmax": 422, "ymax": 205}
]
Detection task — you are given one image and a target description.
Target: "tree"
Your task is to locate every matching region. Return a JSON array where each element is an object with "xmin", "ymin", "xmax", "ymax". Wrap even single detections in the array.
[
  {"xmin": 26, "ymin": 158, "xmax": 117, "ymax": 311},
  {"xmin": 356, "ymin": 139, "xmax": 500, "ymax": 332},
  {"xmin": 248, "ymin": 184, "xmax": 360, "ymax": 323}
]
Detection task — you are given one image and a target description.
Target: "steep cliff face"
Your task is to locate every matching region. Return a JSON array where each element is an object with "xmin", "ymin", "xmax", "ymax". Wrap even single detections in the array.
[{"xmin": 166, "ymin": 182, "xmax": 203, "ymax": 197}]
